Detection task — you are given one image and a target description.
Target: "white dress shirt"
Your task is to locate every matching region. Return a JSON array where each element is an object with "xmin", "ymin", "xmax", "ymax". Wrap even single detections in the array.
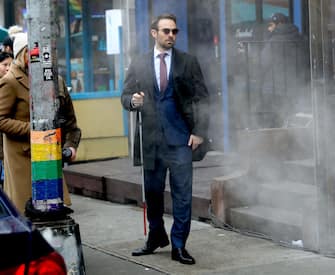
[{"xmin": 154, "ymin": 47, "xmax": 172, "ymax": 89}]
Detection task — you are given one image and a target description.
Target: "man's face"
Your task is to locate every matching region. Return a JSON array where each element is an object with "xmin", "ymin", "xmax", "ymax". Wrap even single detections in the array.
[{"xmin": 151, "ymin": 19, "xmax": 178, "ymax": 51}]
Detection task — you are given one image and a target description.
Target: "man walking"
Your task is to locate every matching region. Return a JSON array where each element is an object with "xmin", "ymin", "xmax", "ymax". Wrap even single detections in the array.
[{"xmin": 121, "ymin": 13, "xmax": 209, "ymax": 265}]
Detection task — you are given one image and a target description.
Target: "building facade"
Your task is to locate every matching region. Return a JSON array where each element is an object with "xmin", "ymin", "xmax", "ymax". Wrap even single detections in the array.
[
  {"xmin": 1, "ymin": 0, "xmax": 308, "ymax": 161},
  {"xmin": 3, "ymin": 0, "xmax": 335, "ymax": 255}
]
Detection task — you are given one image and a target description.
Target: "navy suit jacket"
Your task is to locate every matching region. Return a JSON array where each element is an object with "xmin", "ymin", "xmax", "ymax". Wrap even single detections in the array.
[{"xmin": 121, "ymin": 48, "xmax": 209, "ymax": 169}]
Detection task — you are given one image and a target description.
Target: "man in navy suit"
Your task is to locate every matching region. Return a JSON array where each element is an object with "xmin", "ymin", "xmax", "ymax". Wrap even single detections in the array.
[{"xmin": 121, "ymin": 13, "xmax": 209, "ymax": 265}]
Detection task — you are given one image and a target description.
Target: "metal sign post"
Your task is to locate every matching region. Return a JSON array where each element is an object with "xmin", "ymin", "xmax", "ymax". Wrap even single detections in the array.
[{"xmin": 26, "ymin": 0, "xmax": 85, "ymax": 273}]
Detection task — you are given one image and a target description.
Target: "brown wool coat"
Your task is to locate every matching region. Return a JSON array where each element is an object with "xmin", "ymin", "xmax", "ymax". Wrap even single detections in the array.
[
  {"xmin": 0, "ymin": 62, "xmax": 81, "ymax": 214},
  {"xmin": 0, "ymin": 134, "xmax": 3, "ymax": 160}
]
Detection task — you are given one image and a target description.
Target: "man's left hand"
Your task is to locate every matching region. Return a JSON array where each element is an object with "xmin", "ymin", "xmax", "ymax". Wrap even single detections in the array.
[{"xmin": 188, "ymin": 135, "xmax": 204, "ymax": 150}]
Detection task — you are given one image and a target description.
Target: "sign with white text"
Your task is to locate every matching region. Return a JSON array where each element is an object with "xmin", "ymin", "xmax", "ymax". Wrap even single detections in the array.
[{"xmin": 106, "ymin": 9, "xmax": 122, "ymax": 55}]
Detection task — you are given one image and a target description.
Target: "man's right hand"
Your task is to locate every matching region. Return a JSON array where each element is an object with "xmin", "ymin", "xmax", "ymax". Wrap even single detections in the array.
[{"xmin": 131, "ymin": 92, "xmax": 145, "ymax": 107}]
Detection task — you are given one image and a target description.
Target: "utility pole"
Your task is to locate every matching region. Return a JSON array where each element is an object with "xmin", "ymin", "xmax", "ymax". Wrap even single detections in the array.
[
  {"xmin": 26, "ymin": 0, "xmax": 85, "ymax": 273},
  {"xmin": 27, "ymin": 0, "xmax": 63, "ymax": 214}
]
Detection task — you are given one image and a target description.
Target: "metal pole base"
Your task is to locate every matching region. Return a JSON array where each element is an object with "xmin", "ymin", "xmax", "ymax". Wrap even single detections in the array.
[{"xmin": 33, "ymin": 216, "xmax": 86, "ymax": 274}]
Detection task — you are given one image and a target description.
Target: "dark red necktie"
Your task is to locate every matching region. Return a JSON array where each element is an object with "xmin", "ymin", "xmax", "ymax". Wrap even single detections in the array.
[{"xmin": 159, "ymin": 53, "xmax": 167, "ymax": 92}]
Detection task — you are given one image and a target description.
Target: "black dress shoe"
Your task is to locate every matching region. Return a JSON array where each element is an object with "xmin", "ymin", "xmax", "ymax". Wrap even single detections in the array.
[
  {"xmin": 132, "ymin": 234, "xmax": 169, "ymax": 256},
  {"xmin": 132, "ymin": 243, "xmax": 156, "ymax": 256},
  {"xmin": 171, "ymin": 248, "xmax": 196, "ymax": 265}
]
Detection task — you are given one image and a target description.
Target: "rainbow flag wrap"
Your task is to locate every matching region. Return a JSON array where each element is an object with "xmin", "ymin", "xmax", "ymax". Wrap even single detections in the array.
[{"xmin": 31, "ymin": 128, "xmax": 63, "ymax": 211}]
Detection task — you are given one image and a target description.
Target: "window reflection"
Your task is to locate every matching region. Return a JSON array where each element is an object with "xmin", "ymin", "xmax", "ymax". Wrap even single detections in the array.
[
  {"xmin": 90, "ymin": 2, "xmax": 114, "ymax": 92},
  {"xmin": 231, "ymin": 0, "xmax": 256, "ymax": 24},
  {"xmin": 231, "ymin": 0, "xmax": 289, "ymax": 24},
  {"xmin": 69, "ymin": 0, "xmax": 84, "ymax": 92}
]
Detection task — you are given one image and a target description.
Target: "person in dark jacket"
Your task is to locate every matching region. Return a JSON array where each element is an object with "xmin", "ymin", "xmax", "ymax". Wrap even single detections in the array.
[
  {"xmin": 266, "ymin": 13, "xmax": 300, "ymax": 41},
  {"xmin": 1, "ymin": 36, "xmax": 14, "ymax": 54},
  {"xmin": 121, "ymin": 13, "xmax": 209, "ymax": 265},
  {"xmin": 259, "ymin": 13, "xmax": 307, "ymax": 128}
]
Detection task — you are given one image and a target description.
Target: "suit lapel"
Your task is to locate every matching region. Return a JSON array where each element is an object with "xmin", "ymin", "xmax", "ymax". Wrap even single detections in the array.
[
  {"xmin": 171, "ymin": 48, "xmax": 185, "ymax": 80},
  {"xmin": 141, "ymin": 51, "xmax": 156, "ymax": 95}
]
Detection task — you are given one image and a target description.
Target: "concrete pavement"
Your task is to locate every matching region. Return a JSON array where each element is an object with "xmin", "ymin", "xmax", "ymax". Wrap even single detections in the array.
[
  {"xmin": 83, "ymin": 246, "xmax": 163, "ymax": 275},
  {"xmin": 70, "ymin": 194, "xmax": 335, "ymax": 275}
]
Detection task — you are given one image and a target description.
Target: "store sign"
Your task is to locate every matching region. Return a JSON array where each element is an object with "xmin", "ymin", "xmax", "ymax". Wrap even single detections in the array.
[{"xmin": 106, "ymin": 9, "xmax": 122, "ymax": 55}]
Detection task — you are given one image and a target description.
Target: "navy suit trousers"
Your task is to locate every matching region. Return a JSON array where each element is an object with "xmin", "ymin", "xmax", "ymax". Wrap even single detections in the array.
[{"xmin": 144, "ymin": 141, "xmax": 193, "ymax": 249}]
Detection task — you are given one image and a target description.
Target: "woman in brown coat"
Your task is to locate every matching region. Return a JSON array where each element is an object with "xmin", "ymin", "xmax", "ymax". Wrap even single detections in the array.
[
  {"xmin": 0, "ymin": 51, "xmax": 13, "ymax": 188},
  {"xmin": 0, "ymin": 33, "xmax": 81, "ymax": 214}
]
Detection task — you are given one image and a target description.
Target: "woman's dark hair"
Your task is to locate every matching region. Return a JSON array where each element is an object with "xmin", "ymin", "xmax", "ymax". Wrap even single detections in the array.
[
  {"xmin": 2, "ymin": 36, "xmax": 13, "ymax": 50},
  {"xmin": 0, "ymin": 51, "xmax": 13, "ymax": 62},
  {"xmin": 151, "ymin": 13, "xmax": 177, "ymax": 30}
]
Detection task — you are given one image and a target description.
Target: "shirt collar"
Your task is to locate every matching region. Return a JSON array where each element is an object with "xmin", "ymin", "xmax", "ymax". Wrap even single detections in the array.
[{"xmin": 154, "ymin": 47, "xmax": 172, "ymax": 58}]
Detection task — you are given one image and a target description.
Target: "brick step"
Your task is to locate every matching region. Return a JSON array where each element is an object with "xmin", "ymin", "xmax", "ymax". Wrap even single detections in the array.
[
  {"xmin": 257, "ymin": 180, "xmax": 316, "ymax": 211},
  {"xmin": 64, "ymin": 168, "xmax": 211, "ymax": 221},
  {"xmin": 229, "ymin": 205, "xmax": 303, "ymax": 243},
  {"xmin": 282, "ymin": 159, "xmax": 315, "ymax": 185}
]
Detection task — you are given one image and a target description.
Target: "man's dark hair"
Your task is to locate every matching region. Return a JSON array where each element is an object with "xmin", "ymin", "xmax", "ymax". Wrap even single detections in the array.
[
  {"xmin": 151, "ymin": 13, "xmax": 177, "ymax": 30},
  {"xmin": 271, "ymin": 13, "xmax": 288, "ymax": 25}
]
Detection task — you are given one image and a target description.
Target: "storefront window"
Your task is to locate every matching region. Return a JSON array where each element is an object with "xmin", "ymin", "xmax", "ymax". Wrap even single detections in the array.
[
  {"xmin": 231, "ymin": 0, "xmax": 290, "ymax": 24},
  {"xmin": 56, "ymin": 0, "xmax": 85, "ymax": 93},
  {"xmin": 231, "ymin": 0, "xmax": 256, "ymax": 24},
  {"xmin": 66, "ymin": 0, "xmax": 122, "ymax": 95},
  {"xmin": 68, "ymin": 0, "xmax": 84, "ymax": 93},
  {"xmin": 11, "ymin": 0, "xmax": 122, "ymax": 97},
  {"xmin": 89, "ymin": 1, "xmax": 116, "ymax": 93}
]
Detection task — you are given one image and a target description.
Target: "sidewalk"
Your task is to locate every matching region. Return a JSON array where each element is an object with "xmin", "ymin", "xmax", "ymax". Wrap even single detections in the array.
[{"xmin": 70, "ymin": 194, "xmax": 335, "ymax": 275}]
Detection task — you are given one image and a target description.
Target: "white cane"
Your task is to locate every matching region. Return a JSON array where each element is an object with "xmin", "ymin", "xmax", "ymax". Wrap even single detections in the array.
[{"xmin": 138, "ymin": 110, "xmax": 147, "ymax": 236}]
